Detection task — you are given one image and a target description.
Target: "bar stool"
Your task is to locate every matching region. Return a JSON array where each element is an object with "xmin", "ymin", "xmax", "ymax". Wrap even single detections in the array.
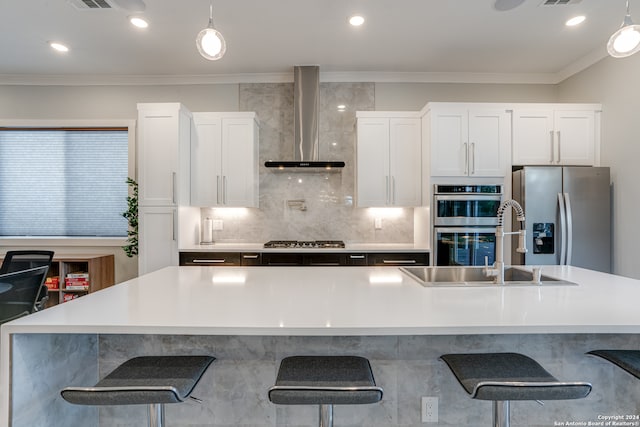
[
  {"xmin": 587, "ymin": 350, "xmax": 640, "ymax": 379},
  {"xmin": 440, "ymin": 352, "xmax": 592, "ymax": 427},
  {"xmin": 268, "ymin": 355, "xmax": 383, "ymax": 427},
  {"xmin": 61, "ymin": 355, "xmax": 215, "ymax": 427}
]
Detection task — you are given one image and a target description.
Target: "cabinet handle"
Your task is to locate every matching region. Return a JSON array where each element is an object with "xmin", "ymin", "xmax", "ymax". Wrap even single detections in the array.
[
  {"xmin": 471, "ymin": 142, "xmax": 476, "ymax": 175},
  {"xmin": 463, "ymin": 142, "xmax": 469, "ymax": 174},
  {"xmin": 216, "ymin": 176, "xmax": 221, "ymax": 204},
  {"xmin": 223, "ymin": 176, "xmax": 228, "ymax": 204},
  {"xmin": 385, "ymin": 176, "xmax": 390, "ymax": 205},
  {"xmin": 242, "ymin": 254, "xmax": 259, "ymax": 259},
  {"xmin": 172, "ymin": 210, "xmax": 176, "ymax": 241},
  {"xmin": 349, "ymin": 255, "xmax": 366, "ymax": 259},
  {"xmin": 556, "ymin": 131, "xmax": 561, "ymax": 164},
  {"xmin": 172, "ymin": 172, "xmax": 177, "ymax": 204},
  {"xmin": 310, "ymin": 262, "xmax": 341, "ymax": 266},
  {"xmin": 391, "ymin": 176, "xmax": 396, "ymax": 205},
  {"xmin": 549, "ymin": 131, "xmax": 554, "ymax": 163},
  {"xmin": 382, "ymin": 259, "xmax": 417, "ymax": 264},
  {"xmin": 192, "ymin": 259, "xmax": 226, "ymax": 263}
]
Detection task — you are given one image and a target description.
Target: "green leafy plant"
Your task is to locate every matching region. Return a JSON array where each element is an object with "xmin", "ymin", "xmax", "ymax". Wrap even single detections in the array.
[{"xmin": 122, "ymin": 177, "xmax": 138, "ymax": 257}]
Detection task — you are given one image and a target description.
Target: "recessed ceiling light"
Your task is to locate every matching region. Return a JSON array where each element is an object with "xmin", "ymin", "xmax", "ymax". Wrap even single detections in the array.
[
  {"xmin": 129, "ymin": 16, "xmax": 149, "ymax": 28},
  {"xmin": 49, "ymin": 42, "xmax": 69, "ymax": 52},
  {"xmin": 337, "ymin": 104, "xmax": 347, "ymax": 111},
  {"xmin": 349, "ymin": 15, "xmax": 365, "ymax": 26},
  {"xmin": 566, "ymin": 15, "xmax": 586, "ymax": 27}
]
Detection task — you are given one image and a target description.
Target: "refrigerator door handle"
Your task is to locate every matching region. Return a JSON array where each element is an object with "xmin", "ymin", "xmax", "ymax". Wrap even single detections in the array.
[
  {"xmin": 558, "ymin": 192, "xmax": 567, "ymax": 265},
  {"xmin": 564, "ymin": 192, "xmax": 573, "ymax": 266}
]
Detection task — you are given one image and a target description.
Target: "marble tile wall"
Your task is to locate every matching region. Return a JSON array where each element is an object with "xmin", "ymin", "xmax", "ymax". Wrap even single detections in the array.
[
  {"xmin": 92, "ymin": 333, "xmax": 640, "ymax": 427},
  {"xmin": 201, "ymin": 83, "xmax": 415, "ymax": 244},
  {"xmin": 11, "ymin": 334, "xmax": 97, "ymax": 427}
]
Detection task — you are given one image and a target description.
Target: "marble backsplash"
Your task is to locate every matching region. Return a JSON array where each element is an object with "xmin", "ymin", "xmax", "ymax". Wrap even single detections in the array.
[{"xmin": 201, "ymin": 82, "xmax": 416, "ymax": 244}]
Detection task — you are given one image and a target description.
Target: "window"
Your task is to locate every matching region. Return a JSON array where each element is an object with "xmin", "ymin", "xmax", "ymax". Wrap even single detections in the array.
[{"xmin": 0, "ymin": 128, "xmax": 129, "ymax": 237}]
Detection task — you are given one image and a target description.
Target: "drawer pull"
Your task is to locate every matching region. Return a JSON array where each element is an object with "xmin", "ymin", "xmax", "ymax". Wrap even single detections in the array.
[
  {"xmin": 349, "ymin": 255, "xmax": 366, "ymax": 259},
  {"xmin": 192, "ymin": 259, "xmax": 226, "ymax": 263},
  {"xmin": 242, "ymin": 255, "xmax": 259, "ymax": 259},
  {"xmin": 309, "ymin": 262, "xmax": 341, "ymax": 266},
  {"xmin": 382, "ymin": 259, "xmax": 417, "ymax": 264}
]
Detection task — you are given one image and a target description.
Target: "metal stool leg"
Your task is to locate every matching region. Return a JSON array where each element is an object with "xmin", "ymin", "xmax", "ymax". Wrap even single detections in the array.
[
  {"xmin": 319, "ymin": 404, "xmax": 333, "ymax": 427},
  {"xmin": 148, "ymin": 403, "xmax": 165, "ymax": 427},
  {"xmin": 492, "ymin": 400, "xmax": 510, "ymax": 427}
]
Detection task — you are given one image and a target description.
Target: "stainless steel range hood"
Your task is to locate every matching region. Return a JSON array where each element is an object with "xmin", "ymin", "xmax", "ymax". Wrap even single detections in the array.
[{"xmin": 264, "ymin": 66, "xmax": 345, "ymax": 171}]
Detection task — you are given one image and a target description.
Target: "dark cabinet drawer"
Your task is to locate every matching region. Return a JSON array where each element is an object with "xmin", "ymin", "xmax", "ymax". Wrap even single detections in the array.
[
  {"xmin": 305, "ymin": 253, "xmax": 347, "ymax": 266},
  {"xmin": 368, "ymin": 252, "xmax": 429, "ymax": 266},
  {"xmin": 261, "ymin": 253, "xmax": 304, "ymax": 266},
  {"xmin": 179, "ymin": 252, "xmax": 241, "ymax": 266}
]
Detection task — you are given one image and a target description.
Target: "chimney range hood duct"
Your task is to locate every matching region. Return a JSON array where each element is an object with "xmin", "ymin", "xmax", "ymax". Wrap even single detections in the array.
[{"xmin": 264, "ymin": 66, "xmax": 345, "ymax": 170}]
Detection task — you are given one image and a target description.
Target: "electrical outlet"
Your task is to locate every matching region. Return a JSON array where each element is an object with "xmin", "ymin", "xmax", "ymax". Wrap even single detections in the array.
[
  {"xmin": 421, "ymin": 396, "xmax": 438, "ymax": 423},
  {"xmin": 374, "ymin": 218, "xmax": 383, "ymax": 229},
  {"xmin": 212, "ymin": 220, "xmax": 224, "ymax": 230}
]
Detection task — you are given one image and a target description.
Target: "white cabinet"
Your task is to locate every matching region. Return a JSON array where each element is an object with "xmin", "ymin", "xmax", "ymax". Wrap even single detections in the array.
[
  {"xmin": 191, "ymin": 112, "xmax": 259, "ymax": 207},
  {"xmin": 512, "ymin": 107, "xmax": 598, "ymax": 166},
  {"xmin": 137, "ymin": 103, "xmax": 192, "ymax": 274},
  {"xmin": 138, "ymin": 207, "xmax": 178, "ymax": 274},
  {"xmin": 428, "ymin": 104, "xmax": 510, "ymax": 177},
  {"xmin": 356, "ymin": 113, "xmax": 422, "ymax": 207},
  {"xmin": 137, "ymin": 103, "xmax": 191, "ymax": 206}
]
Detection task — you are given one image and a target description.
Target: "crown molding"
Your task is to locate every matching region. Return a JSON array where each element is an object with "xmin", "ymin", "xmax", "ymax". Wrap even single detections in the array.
[{"xmin": 0, "ymin": 58, "xmax": 607, "ymax": 86}]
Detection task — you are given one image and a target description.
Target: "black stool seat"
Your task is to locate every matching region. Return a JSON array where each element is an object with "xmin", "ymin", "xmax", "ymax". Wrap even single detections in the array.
[
  {"xmin": 588, "ymin": 350, "xmax": 640, "ymax": 379},
  {"xmin": 268, "ymin": 356, "xmax": 383, "ymax": 405},
  {"xmin": 61, "ymin": 356, "xmax": 215, "ymax": 406},
  {"xmin": 440, "ymin": 353, "xmax": 592, "ymax": 401}
]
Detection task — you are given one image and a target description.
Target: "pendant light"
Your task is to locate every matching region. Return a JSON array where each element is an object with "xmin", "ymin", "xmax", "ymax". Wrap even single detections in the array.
[
  {"xmin": 607, "ymin": 0, "xmax": 640, "ymax": 58},
  {"xmin": 196, "ymin": 0, "xmax": 226, "ymax": 61}
]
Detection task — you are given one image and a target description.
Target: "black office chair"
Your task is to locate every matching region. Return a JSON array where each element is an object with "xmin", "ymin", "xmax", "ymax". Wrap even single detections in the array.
[
  {"xmin": 0, "ymin": 250, "xmax": 54, "ymax": 311},
  {"xmin": 0, "ymin": 265, "xmax": 49, "ymax": 324}
]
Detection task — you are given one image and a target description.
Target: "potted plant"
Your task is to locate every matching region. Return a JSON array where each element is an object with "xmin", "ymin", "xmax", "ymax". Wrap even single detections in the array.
[{"xmin": 122, "ymin": 177, "xmax": 138, "ymax": 257}]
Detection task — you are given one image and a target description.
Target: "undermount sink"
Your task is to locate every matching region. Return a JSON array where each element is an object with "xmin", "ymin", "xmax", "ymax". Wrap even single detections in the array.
[{"xmin": 399, "ymin": 266, "xmax": 578, "ymax": 287}]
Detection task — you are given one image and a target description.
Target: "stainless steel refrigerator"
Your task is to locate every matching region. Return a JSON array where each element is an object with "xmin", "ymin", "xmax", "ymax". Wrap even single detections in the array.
[{"xmin": 512, "ymin": 166, "xmax": 611, "ymax": 273}]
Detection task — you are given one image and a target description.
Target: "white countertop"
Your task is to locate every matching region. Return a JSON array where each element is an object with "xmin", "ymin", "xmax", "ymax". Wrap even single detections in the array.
[
  {"xmin": 3, "ymin": 265, "xmax": 640, "ymax": 336},
  {"xmin": 179, "ymin": 243, "xmax": 430, "ymax": 252}
]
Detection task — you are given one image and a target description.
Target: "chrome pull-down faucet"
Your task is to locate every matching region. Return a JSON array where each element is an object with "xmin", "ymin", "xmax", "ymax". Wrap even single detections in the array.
[{"xmin": 483, "ymin": 199, "xmax": 528, "ymax": 284}]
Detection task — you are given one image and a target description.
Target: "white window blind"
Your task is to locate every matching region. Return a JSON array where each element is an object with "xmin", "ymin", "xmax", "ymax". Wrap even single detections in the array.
[{"xmin": 0, "ymin": 128, "xmax": 128, "ymax": 237}]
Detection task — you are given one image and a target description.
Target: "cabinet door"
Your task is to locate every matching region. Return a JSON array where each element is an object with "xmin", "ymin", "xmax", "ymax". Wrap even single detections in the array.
[
  {"xmin": 191, "ymin": 115, "xmax": 223, "ymax": 206},
  {"xmin": 468, "ymin": 109, "xmax": 509, "ymax": 177},
  {"xmin": 138, "ymin": 207, "xmax": 178, "ymax": 275},
  {"xmin": 554, "ymin": 110, "xmax": 595, "ymax": 165},
  {"xmin": 221, "ymin": 118, "xmax": 258, "ymax": 207},
  {"xmin": 430, "ymin": 108, "xmax": 468, "ymax": 176},
  {"xmin": 356, "ymin": 118, "xmax": 391, "ymax": 207},
  {"xmin": 389, "ymin": 118, "xmax": 422, "ymax": 206},
  {"xmin": 512, "ymin": 109, "xmax": 556, "ymax": 165},
  {"xmin": 138, "ymin": 111, "xmax": 181, "ymax": 206}
]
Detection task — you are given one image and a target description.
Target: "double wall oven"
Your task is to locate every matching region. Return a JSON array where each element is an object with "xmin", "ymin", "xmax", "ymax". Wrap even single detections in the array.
[{"xmin": 433, "ymin": 184, "xmax": 502, "ymax": 266}]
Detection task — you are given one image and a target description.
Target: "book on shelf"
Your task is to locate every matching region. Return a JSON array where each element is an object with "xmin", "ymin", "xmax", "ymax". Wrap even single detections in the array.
[
  {"xmin": 62, "ymin": 293, "xmax": 80, "ymax": 302},
  {"xmin": 65, "ymin": 285, "xmax": 89, "ymax": 291},
  {"xmin": 45, "ymin": 276, "xmax": 60, "ymax": 290},
  {"xmin": 66, "ymin": 272, "xmax": 89, "ymax": 279}
]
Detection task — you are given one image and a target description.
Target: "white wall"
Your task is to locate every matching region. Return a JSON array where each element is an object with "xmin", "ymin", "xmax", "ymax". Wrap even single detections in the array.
[{"xmin": 558, "ymin": 54, "xmax": 640, "ymax": 279}]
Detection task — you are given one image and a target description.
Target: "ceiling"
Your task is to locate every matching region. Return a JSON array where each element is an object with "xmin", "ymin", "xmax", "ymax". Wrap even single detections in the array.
[{"xmin": 0, "ymin": 0, "xmax": 630, "ymax": 85}]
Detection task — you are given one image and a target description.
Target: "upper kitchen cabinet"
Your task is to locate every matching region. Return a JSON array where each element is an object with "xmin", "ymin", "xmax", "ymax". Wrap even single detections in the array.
[
  {"xmin": 137, "ymin": 103, "xmax": 192, "ymax": 206},
  {"xmin": 356, "ymin": 112, "xmax": 422, "ymax": 207},
  {"xmin": 426, "ymin": 103, "xmax": 510, "ymax": 177},
  {"xmin": 512, "ymin": 105, "xmax": 601, "ymax": 166},
  {"xmin": 191, "ymin": 112, "xmax": 259, "ymax": 207}
]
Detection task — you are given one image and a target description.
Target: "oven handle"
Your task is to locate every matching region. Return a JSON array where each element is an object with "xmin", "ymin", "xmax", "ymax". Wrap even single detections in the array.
[
  {"xmin": 434, "ymin": 227, "xmax": 498, "ymax": 234},
  {"xmin": 434, "ymin": 194, "xmax": 503, "ymax": 201}
]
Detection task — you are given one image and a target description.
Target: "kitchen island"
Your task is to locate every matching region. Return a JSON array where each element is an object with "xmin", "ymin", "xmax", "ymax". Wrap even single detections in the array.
[{"xmin": 2, "ymin": 265, "xmax": 640, "ymax": 426}]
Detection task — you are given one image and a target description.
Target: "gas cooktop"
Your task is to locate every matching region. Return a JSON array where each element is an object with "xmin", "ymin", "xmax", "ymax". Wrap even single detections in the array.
[{"xmin": 263, "ymin": 240, "xmax": 346, "ymax": 249}]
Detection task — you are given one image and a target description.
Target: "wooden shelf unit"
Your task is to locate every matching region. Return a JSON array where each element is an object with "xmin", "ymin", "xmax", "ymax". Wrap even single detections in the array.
[{"xmin": 0, "ymin": 254, "xmax": 115, "ymax": 308}]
